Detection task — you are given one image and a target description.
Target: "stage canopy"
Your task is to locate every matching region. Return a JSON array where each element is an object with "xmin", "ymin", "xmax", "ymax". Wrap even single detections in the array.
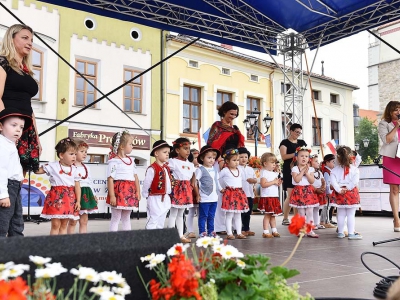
[{"xmin": 38, "ymin": 0, "xmax": 400, "ymax": 54}]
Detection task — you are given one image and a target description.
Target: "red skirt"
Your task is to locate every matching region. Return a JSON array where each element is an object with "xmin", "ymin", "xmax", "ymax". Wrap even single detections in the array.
[
  {"xmin": 221, "ymin": 187, "xmax": 249, "ymax": 213},
  {"xmin": 315, "ymin": 192, "xmax": 327, "ymax": 206},
  {"xmin": 331, "ymin": 187, "xmax": 360, "ymax": 208},
  {"xmin": 41, "ymin": 186, "xmax": 79, "ymax": 220},
  {"xmin": 289, "ymin": 185, "xmax": 319, "ymax": 208},
  {"xmin": 106, "ymin": 180, "xmax": 139, "ymax": 210},
  {"xmin": 258, "ymin": 197, "xmax": 282, "ymax": 215},
  {"xmin": 170, "ymin": 180, "xmax": 193, "ymax": 208}
]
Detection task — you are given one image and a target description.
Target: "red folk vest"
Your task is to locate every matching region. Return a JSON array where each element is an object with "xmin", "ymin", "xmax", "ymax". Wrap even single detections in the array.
[{"xmin": 148, "ymin": 162, "xmax": 172, "ymax": 196}]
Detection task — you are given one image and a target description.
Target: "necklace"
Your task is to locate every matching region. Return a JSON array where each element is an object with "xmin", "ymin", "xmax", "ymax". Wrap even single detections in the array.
[
  {"xmin": 117, "ymin": 155, "xmax": 132, "ymax": 165},
  {"xmin": 229, "ymin": 168, "xmax": 239, "ymax": 177},
  {"xmin": 78, "ymin": 163, "xmax": 88, "ymax": 179},
  {"xmin": 314, "ymin": 170, "xmax": 321, "ymax": 180},
  {"xmin": 59, "ymin": 162, "xmax": 72, "ymax": 176}
]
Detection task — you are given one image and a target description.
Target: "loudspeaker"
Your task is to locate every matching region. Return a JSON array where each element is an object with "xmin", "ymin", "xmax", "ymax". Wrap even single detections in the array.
[{"xmin": 0, "ymin": 229, "xmax": 180, "ymax": 300}]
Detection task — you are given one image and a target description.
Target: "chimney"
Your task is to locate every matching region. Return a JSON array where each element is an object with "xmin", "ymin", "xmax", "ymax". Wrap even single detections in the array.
[
  {"xmin": 321, "ymin": 60, "xmax": 325, "ymax": 76},
  {"xmin": 221, "ymin": 44, "xmax": 233, "ymax": 50}
]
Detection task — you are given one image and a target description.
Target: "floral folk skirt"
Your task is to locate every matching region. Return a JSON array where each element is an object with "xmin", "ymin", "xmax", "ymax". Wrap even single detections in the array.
[
  {"xmin": 257, "ymin": 197, "xmax": 282, "ymax": 215},
  {"xmin": 289, "ymin": 185, "xmax": 319, "ymax": 208},
  {"xmin": 17, "ymin": 124, "xmax": 40, "ymax": 172},
  {"xmin": 80, "ymin": 187, "xmax": 98, "ymax": 215},
  {"xmin": 170, "ymin": 180, "xmax": 193, "ymax": 208},
  {"xmin": 330, "ymin": 187, "xmax": 360, "ymax": 208},
  {"xmin": 40, "ymin": 186, "xmax": 79, "ymax": 220},
  {"xmin": 106, "ymin": 180, "xmax": 139, "ymax": 211},
  {"xmin": 315, "ymin": 192, "xmax": 327, "ymax": 206},
  {"xmin": 221, "ymin": 187, "xmax": 249, "ymax": 213}
]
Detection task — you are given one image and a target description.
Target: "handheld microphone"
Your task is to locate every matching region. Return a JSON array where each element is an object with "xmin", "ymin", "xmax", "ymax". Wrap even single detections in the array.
[
  {"xmin": 373, "ymin": 155, "xmax": 383, "ymax": 165},
  {"xmin": 398, "ymin": 114, "xmax": 400, "ymax": 120}
]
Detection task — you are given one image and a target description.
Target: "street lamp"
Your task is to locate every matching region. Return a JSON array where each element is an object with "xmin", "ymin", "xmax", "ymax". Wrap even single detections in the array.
[
  {"xmin": 362, "ymin": 138, "xmax": 370, "ymax": 148},
  {"xmin": 354, "ymin": 143, "xmax": 360, "ymax": 151},
  {"xmin": 243, "ymin": 108, "xmax": 273, "ymax": 157}
]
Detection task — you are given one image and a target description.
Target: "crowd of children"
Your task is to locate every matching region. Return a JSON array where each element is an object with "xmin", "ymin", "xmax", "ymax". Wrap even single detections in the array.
[{"xmin": 0, "ymin": 108, "xmax": 362, "ymax": 241}]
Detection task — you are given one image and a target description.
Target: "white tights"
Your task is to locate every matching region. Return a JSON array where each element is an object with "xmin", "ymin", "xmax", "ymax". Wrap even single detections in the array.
[
  {"xmin": 337, "ymin": 207, "xmax": 357, "ymax": 235},
  {"xmin": 298, "ymin": 207, "xmax": 314, "ymax": 225},
  {"xmin": 110, "ymin": 208, "xmax": 131, "ymax": 232},
  {"xmin": 167, "ymin": 207, "xmax": 185, "ymax": 237},
  {"xmin": 313, "ymin": 207, "xmax": 320, "ymax": 226},
  {"xmin": 225, "ymin": 212, "xmax": 242, "ymax": 235},
  {"xmin": 187, "ymin": 207, "xmax": 198, "ymax": 233}
]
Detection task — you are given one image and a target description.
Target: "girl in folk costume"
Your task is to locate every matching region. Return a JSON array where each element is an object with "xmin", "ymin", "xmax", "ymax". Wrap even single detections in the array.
[
  {"xmin": 330, "ymin": 146, "xmax": 362, "ymax": 240},
  {"xmin": 38, "ymin": 138, "xmax": 81, "ymax": 235},
  {"xmin": 185, "ymin": 149, "xmax": 200, "ymax": 238},
  {"xmin": 258, "ymin": 153, "xmax": 283, "ymax": 238},
  {"xmin": 289, "ymin": 146, "xmax": 319, "ymax": 238},
  {"xmin": 67, "ymin": 140, "xmax": 98, "ymax": 234},
  {"xmin": 168, "ymin": 137, "xmax": 198, "ymax": 243},
  {"xmin": 219, "ymin": 149, "xmax": 249, "ymax": 240},
  {"xmin": 106, "ymin": 130, "xmax": 141, "ymax": 232},
  {"xmin": 142, "ymin": 140, "xmax": 173, "ymax": 230},
  {"xmin": 320, "ymin": 154, "xmax": 337, "ymax": 228},
  {"xmin": 310, "ymin": 154, "xmax": 327, "ymax": 230}
]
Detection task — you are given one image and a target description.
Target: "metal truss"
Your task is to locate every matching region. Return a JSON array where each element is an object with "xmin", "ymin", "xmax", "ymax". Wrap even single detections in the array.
[{"xmin": 295, "ymin": 0, "xmax": 338, "ymax": 19}]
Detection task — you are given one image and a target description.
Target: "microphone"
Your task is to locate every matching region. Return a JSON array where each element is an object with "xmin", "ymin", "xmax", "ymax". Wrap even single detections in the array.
[
  {"xmin": 397, "ymin": 114, "xmax": 400, "ymax": 120},
  {"xmin": 373, "ymin": 155, "xmax": 382, "ymax": 165}
]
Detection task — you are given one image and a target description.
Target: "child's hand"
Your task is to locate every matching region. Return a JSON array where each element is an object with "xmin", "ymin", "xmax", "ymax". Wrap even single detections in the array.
[
  {"xmin": 196, "ymin": 195, "xmax": 200, "ymax": 203},
  {"xmin": 340, "ymin": 188, "xmax": 347, "ymax": 195},
  {"xmin": 220, "ymin": 189, "xmax": 225, "ymax": 194},
  {"xmin": 109, "ymin": 196, "xmax": 117, "ymax": 206},
  {"xmin": 303, "ymin": 165, "xmax": 309, "ymax": 173},
  {"xmin": 75, "ymin": 202, "xmax": 80, "ymax": 211},
  {"xmin": 0, "ymin": 198, "xmax": 10, "ymax": 208}
]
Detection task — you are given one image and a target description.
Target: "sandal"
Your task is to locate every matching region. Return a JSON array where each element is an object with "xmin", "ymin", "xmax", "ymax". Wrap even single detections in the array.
[
  {"xmin": 282, "ymin": 219, "xmax": 290, "ymax": 226},
  {"xmin": 226, "ymin": 235, "xmax": 235, "ymax": 240},
  {"xmin": 236, "ymin": 234, "xmax": 247, "ymax": 239},
  {"xmin": 307, "ymin": 232, "xmax": 319, "ymax": 238}
]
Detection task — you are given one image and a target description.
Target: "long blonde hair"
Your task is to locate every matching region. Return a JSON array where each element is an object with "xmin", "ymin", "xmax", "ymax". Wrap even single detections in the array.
[{"xmin": 0, "ymin": 24, "xmax": 34, "ymax": 75}]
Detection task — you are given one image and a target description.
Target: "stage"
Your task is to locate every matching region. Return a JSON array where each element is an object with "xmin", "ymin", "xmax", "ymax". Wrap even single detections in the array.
[{"xmin": 23, "ymin": 214, "xmax": 399, "ymax": 299}]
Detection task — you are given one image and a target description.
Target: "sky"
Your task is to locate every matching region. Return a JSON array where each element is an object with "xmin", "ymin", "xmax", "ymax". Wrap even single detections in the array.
[{"xmin": 233, "ymin": 31, "xmax": 370, "ymax": 109}]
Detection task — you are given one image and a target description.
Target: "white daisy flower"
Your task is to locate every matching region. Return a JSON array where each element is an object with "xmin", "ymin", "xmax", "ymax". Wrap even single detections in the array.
[
  {"xmin": 196, "ymin": 236, "xmax": 212, "ymax": 248},
  {"xmin": 145, "ymin": 254, "xmax": 166, "ymax": 270},
  {"xmin": 112, "ymin": 285, "xmax": 132, "ymax": 296},
  {"xmin": 219, "ymin": 245, "xmax": 244, "ymax": 260},
  {"xmin": 210, "ymin": 278, "xmax": 216, "ymax": 283},
  {"xmin": 29, "ymin": 256, "xmax": 52, "ymax": 265},
  {"xmin": 212, "ymin": 244, "xmax": 224, "ymax": 255},
  {"xmin": 70, "ymin": 267, "xmax": 100, "ymax": 283},
  {"xmin": 140, "ymin": 253, "xmax": 155, "ymax": 262},
  {"xmin": 89, "ymin": 285, "xmax": 111, "ymax": 296},
  {"xmin": 0, "ymin": 269, "xmax": 10, "ymax": 281},
  {"xmin": 35, "ymin": 268, "xmax": 59, "ymax": 279},
  {"xmin": 209, "ymin": 236, "xmax": 223, "ymax": 245},
  {"xmin": 0, "ymin": 262, "xmax": 14, "ymax": 271},
  {"xmin": 166, "ymin": 243, "xmax": 190, "ymax": 256},
  {"xmin": 44, "ymin": 262, "xmax": 67, "ymax": 276},
  {"xmin": 236, "ymin": 259, "xmax": 246, "ymax": 269},
  {"xmin": 99, "ymin": 271, "xmax": 125, "ymax": 285},
  {"xmin": 8, "ymin": 264, "xmax": 30, "ymax": 278},
  {"xmin": 99, "ymin": 291, "xmax": 124, "ymax": 300}
]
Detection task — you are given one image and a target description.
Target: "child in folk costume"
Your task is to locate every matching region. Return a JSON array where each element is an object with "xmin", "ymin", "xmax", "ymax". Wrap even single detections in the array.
[
  {"xmin": 195, "ymin": 145, "xmax": 221, "ymax": 237},
  {"xmin": 330, "ymin": 146, "xmax": 362, "ymax": 240},
  {"xmin": 310, "ymin": 154, "xmax": 327, "ymax": 230},
  {"xmin": 238, "ymin": 147, "xmax": 257, "ymax": 236},
  {"xmin": 38, "ymin": 138, "xmax": 81, "ymax": 235},
  {"xmin": 0, "ymin": 108, "xmax": 32, "ymax": 237},
  {"xmin": 219, "ymin": 149, "xmax": 249, "ymax": 240},
  {"xmin": 258, "ymin": 153, "xmax": 283, "ymax": 238},
  {"xmin": 185, "ymin": 148, "xmax": 200, "ymax": 238},
  {"xmin": 67, "ymin": 140, "xmax": 98, "ymax": 234},
  {"xmin": 320, "ymin": 154, "xmax": 337, "ymax": 228},
  {"xmin": 289, "ymin": 146, "xmax": 319, "ymax": 238},
  {"xmin": 142, "ymin": 140, "xmax": 173, "ymax": 229},
  {"xmin": 106, "ymin": 130, "xmax": 141, "ymax": 232},
  {"xmin": 168, "ymin": 137, "xmax": 198, "ymax": 243}
]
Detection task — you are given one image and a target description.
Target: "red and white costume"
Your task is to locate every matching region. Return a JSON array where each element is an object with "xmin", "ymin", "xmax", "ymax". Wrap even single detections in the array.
[
  {"xmin": 330, "ymin": 165, "xmax": 360, "ymax": 208},
  {"xmin": 289, "ymin": 166, "xmax": 319, "ymax": 208},
  {"xmin": 258, "ymin": 169, "xmax": 282, "ymax": 215},
  {"xmin": 219, "ymin": 167, "xmax": 249, "ymax": 213},
  {"xmin": 168, "ymin": 158, "xmax": 195, "ymax": 208},
  {"xmin": 313, "ymin": 169, "xmax": 327, "ymax": 206}
]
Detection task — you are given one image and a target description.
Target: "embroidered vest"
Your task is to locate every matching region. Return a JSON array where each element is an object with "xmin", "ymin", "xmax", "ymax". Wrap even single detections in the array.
[
  {"xmin": 198, "ymin": 166, "xmax": 219, "ymax": 196},
  {"xmin": 147, "ymin": 162, "xmax": 172, "ymax": 196}
]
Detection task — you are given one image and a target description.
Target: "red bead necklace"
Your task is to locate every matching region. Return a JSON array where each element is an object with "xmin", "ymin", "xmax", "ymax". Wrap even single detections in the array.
[
  {"xmin": 229, "ymin": 167, "xmax": 239, "ymax": 178},
  {"xmin": 59, "ymin": 162, "xmax": 72, "ymax": 176},
  {"xmin": 75, "ymin": 163, "xmax": 88, "ymax": 179},
  {"xmin": 117, "ymin": 155, "xmax": 132, "ymax": 165}
]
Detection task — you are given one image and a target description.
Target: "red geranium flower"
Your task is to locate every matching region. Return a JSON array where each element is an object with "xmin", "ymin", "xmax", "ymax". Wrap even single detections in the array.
[
  {"xmin": 288, "ymin": 214, "xmax": 312, "ymax": 235},
  {"xmin": 0, "ymin": 277, "xmax": 29, "ymax": 300}
]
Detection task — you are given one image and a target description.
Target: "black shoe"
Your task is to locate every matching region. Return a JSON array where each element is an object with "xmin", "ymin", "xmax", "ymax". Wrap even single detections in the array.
[{"xmin": 329, "ymin": 220, "xmax": 337, "ymax": 225}]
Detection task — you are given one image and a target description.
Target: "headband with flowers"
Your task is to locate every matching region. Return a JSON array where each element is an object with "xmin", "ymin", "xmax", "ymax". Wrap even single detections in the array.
[
  {"xmin": 293, "ymin": 146, "xmax": 312, "ymax": 162},
  {"xmin": 223, "ymin": 148, "xmax": 239, "ymax": 158},
  {"xmin": 172, "ymin": 141, "xmax": 191, "ymax": 148},
  {"xmin": 109, "ymin": 129, "xmax": 130, "ymax": 159},
  {"xmin": 60, "ymin": 137, "xmax": 72, "ymax": 144},
  {"xmin": 78, "ymin": 142, "xmax": 89, "ymax": 149}
]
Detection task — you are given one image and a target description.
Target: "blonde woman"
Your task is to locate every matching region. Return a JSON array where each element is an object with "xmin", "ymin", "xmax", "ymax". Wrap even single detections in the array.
[{"xmin": 0, "ymin": 24, "xmax": 41, "ymax": 173}]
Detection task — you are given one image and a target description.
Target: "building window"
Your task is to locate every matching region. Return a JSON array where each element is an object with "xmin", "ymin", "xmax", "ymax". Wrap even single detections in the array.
[
  {"xmin": 312, "ymin": 117, "xmax": 322, "ymax": 146},
  {"xmin": 75, "ymin": 60, "xmax": 97, "ymax": 107},
  {"xmin": 222, "ymin": 68, "xmax": 230, "ymax": 75},
  {"xmin": 312, "ymin": 90, "xmax": 321, "ymax": 101},
  {"xmin": 123, "ymin": 69, "xmax": 142, "ymax": 113},
  {"xmin": 246, "ymin": 97, "xmax": 261, "ymax": 140},
  {"xmin": 331, "ymin": 121, "xmax": 340, "ymax": 144},
  {"xmin": 281, "ymin": 82, "xmax": 291, "ymax": 94},
  {"xmin": 330, "ymin": 93, "xmax": 339, "ymax": 104},
  {"xmin": 216, "ymin": 91, "xmax": 232, "ymax": 110},
  {"xmin": 88, "ymin": 154, "xmax": 104, "ymax": 163},
  {"xmin": 183, "ymin": 85, "xmax": 201, "ymax": 133},
  {"xmin": 189, "ymin": 60, "xmax": 198, "ymax": 68},
  {"xmin": 32, "ymin": 48, "xmax": 43, "ymax": 101},
  {"xmin": 250, "ymin": 74, "xmax": 258, "ymax": 82}
]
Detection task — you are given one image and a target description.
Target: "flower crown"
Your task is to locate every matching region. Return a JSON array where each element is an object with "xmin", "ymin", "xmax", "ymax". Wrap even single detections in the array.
[
  {"xmin": 293, "ymin": 146, "xmax": 312, "ymax": 162},
  {"xmin": 60, "ymin": 138, "xmax": 72, "ymax": 144},
  {"xmin": 223, "ymin": 148, "xmax": 239, "ymax": 158},
  {"xmin": 172, "ymin": 141, "xmax": 191, "ymax": 148},
  {"xmin": 111, "ymin": 129, "xmax": 130, "ymax": 156}
]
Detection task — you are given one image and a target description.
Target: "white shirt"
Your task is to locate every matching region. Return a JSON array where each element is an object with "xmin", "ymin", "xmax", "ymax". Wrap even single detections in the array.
[
  {"xmin": 219, "ymin": 167, "xmax": 243, "ymax": 189},
  {"xmin": 0, "ymin": 135, "xmax": 23, "ymax": 199},
  {"xmin": 330, "ymin": 165, "xmax": 359, "ymax": 193},
  {"xmin": 195, "ymin": 166, "xmax": 220, "ymax": 202},
  {"xmin": 107, "ymin": 157, "xmax": 137, "ymax": 180},
  {"xmin": 323, "ymin": 167, "xmax": 333, "ymax": 195},
  {"xmin": 168, "ymin": 158, "xmax": 195, "ymax": 181},
  {"xmin": 260, "ymin": 169, "xmax": 279, "ymax": 197},
  {"xmin": 76, "ymin": 164, "xmax": 93, "ymax": 188},
  {"xmin": 44, "ymin": 161, "xmax": 81, "ymax": 187},
  {"xmin": 238, "ymin": 165, "xmax": 255, "ymax": 198},
  {"xmin": 142, "ymin": 165, "xmax": 172, "ymax": 198},
  {"xmin": 312, "ymin": 170, "xmax": 324, "ymax": 189},
  {"xmin": 291, "ymin": 166, "xmax": 315, "ymax": 186}
]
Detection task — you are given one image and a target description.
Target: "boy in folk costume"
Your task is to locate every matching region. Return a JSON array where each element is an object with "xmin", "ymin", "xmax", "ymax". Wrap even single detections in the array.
[{"xmin": 142, "ymin": 140, "xmax": 173, "ymax": 230}]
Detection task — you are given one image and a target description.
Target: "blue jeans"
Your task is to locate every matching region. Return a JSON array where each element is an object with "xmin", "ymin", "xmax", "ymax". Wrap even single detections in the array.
[{"xmin": 198, "ymin": 202, "xmax": 217, "ymax": 235}]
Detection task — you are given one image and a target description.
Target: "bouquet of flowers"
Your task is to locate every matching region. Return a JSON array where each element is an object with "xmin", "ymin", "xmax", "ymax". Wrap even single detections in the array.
[
  {"xmin": 139, "ymin": 215, "xmax": 314, "ymax": 300},
  {"xmin": 248, "ymin": 156, "xmax": 262, "ymax": 169}
]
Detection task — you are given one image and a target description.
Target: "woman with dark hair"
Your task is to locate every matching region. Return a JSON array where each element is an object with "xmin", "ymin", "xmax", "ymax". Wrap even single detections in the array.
[
  {"xmin": 279, "ymin": 123, "xmax": 307, "ymax": 225},
  {"xmin": 378, "ymin": 101, "xmax": 400, "ymax": 231}
]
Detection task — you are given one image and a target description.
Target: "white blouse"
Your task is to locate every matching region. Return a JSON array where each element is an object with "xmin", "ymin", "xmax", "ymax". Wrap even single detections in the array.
[
  {"xmin": 76, "ymin": 164, "xmax": 93, "ymax": 188},
  {"xmin": 0, "ymin": 135, "xmax": 23, "ymax": 199},
  {"xmin": 330, "ymin": 165, "xmax": 359, "ymax": 193},
  {"xmin": 107, "ymin": 157, "xmax": 137, "ymax": 181},
  {"xmin": 44, "ymin": 161, "xmax": 81, "ymax": 187},
  {"xmin": 168, "ymin": 158, "xmax": 195, "ymax": 181},
  {"xmin": 291, "ymin": 166, "xmax": 315, "ymax": 186},
  {"xmin": 312, "ymin": 170, "xmax": 324, "ymax": 189},
  {"xmin": 219, "ymin": 167, "xmax": 243, "ymax": 189},
  {"xmin": 260, "ymin": 169, "xmax": 279, "ymax": 197}
]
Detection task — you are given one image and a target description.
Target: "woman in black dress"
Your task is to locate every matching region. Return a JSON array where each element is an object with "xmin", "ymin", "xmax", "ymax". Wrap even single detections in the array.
[
  {"xmin": 0, "ymin": 24, "xmax": 40, "ymax": 173},
  {"xmin": 279, "ymin": 124, "xmax": 307, "ymax": 225}
]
